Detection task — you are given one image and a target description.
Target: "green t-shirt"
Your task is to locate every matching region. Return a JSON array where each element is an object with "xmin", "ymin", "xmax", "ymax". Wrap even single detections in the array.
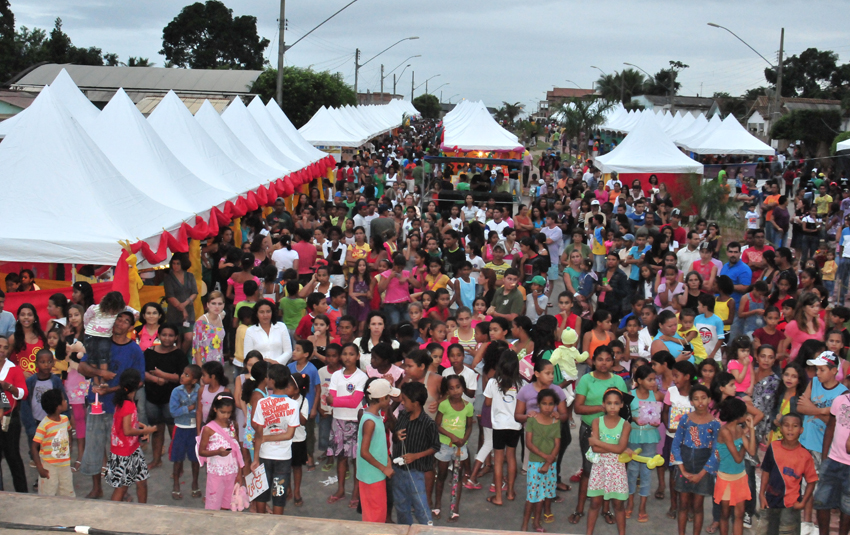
[
  {"xmin": 492, "ymin": 288, "xmax": 525, "ymax": 317},
  {"xmin": 438, "ymin": 399, "xmax": 474, "ymax": 445},
  {"xmin": 564, "ymin": 243, "xmax": 591, "ymax": 260},
  {"xmin": 356, "ymin": 412, "xmax": 387, "ymax": 484},
  {"xmin": 526, "ymin": 417, "xmax": 561, "ymax": 462},
  {"xmin": 575, "ymin": 372, "xmax": 627, "ymax": 426},
  {"xmin": 279, "ymin": 297, "xmax": 306, "ymax": 331},
  {"xmin": 234, "ymin": 300, "xmax": 257, "ymax": 319},
  {"xmin": 456, "ymin": 182, "xmax": 470, "ymax": 192}
]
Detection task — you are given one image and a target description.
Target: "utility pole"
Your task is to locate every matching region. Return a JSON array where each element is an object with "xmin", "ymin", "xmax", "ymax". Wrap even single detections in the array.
[
  {"xmin": 275, "ymin": 0, "xmax": 285, "ymax": 105},
  {"xmin": 393, "ymin": 74, "xmax": 396, "ymax": 96},
  {"xmin": 620, "ymin": 74, "xmax": 624, "ymax": 103},
  {"xmin": 773, "ymin": 28, "xmax": 785, "ymax": 128},
  {"xmin": 380, "ymin": 64, "xmax": 384, "ymax": 103},
  {"xmin": 353, "ymin": 48, "xmax": 361, "ymax": 98},
  {"xmin": 426, "ymin": 78, "xmax": 428, "ymax": 94},
  {"xmin": 411, "ymin": 71, "xmax": 414, "ymax": 101}
]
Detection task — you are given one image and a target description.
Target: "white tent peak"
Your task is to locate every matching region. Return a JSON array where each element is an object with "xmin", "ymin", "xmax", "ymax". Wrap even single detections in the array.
[
  {"xmin": 50, "ymin": 68, "xmax": 100, "ymax": 129},
  {"xmin": 246, "ymin": 95, "xmax": 313, "ymax": 165},
  {"xmin": 0, "ymin": 85, "xmax": 189, "ymax": 264},
  {"xmin": 147, "ymin": 90, "xmax": 277, "ymax": 193},
  {"xmin": 194, "ymin": 99, "xmax": 285, "ymax": 179},
  {"xmin": 91, "ymin": 88, "xmax": 233, "ymax": 213},
  {"xmin": 222, "ymin": 96, "xmax": 301, "ymax": 171},
  {"xmin": 265, "ymin": 99, "xmax": 327, "ymax": 163}
]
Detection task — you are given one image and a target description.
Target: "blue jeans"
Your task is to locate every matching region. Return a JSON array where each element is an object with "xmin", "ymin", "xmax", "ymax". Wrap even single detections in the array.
[
  {"xmin": 801, "ymin": 235, "xmax": 819, "ymax": 265},
  {"xmin": 317, "ymin": 415, "xmax": 333, "ymax": 454},
  {"xmin": 838, "ymin": 257, "xmax": 850, "ymax": 304},
  {"xmin": 627, "ymin": 441, "xmax": 656, "ymax": 497},
  {"xmin": 383, "ymin": 302, "xmax": 409, "ymax": 326},
  {"xmin": 393, "ymin": 467, "xmax": 431, "ymax": 525}
]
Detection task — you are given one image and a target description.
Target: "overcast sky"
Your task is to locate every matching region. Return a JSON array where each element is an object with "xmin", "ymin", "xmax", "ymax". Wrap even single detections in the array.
[{"xmin": 10, "ymin": 0, "xmax": 850, "ymax": 111}]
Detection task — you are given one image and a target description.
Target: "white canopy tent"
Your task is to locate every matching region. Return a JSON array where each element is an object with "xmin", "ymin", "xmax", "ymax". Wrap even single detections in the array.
[
  {"xmin": 441, "ymin": 100, "xmax": 522, "ymax": 152},
  {"xmin": 837, "ymin": 139, "xmax": 850, "ymax": 152},
  {"xmin": 222, "ymin": 97, "xmax": 301, "ymax": 172},
  {"xmin": 0, "ymin": 86, "xmax": 191, "ymax": 264},
  {"xmin": 88, "ymin": 88, "xmax": 233, "ymax": 214},
  {"xmin": 677, "ymin": 114, "xmax": 723, "ymax": 152},
  {"xmin": 686, "ymin": 114, "xmax": 775, "ymax": 155},
  {"xmin": 247, "ymin": 96, "xmax": 315, "ymax": 166},
  {"xmin": 299, "ymin": 100, "xmax": 418, "ymax": 147},
  {"xmin": 299, "ymin": 106, "xmax": 369, "ymax": 147},
  {"xmin": 671, "ymin": 114, "xmax": 710, "ymax": 145},
  {"xmin": 595, "ymin": 111, "xmax": 704, "ymax": 175},
  {"xmin": 265, "ymin": 99, "xmax": 328, "ymax": 162},
  {"xmin": 147, "ymin": 91, "xmax": 278, "ymax": 195}
]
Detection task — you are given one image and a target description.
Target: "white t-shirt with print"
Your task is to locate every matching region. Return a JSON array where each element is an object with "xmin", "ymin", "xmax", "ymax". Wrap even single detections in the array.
[
  {"xmin": 253, "ymin": 395, "xmax": 301, "ymax": 460},
  {"xmin": 329, "ymin": 368, "xmax": 368, "ymax": 421}
]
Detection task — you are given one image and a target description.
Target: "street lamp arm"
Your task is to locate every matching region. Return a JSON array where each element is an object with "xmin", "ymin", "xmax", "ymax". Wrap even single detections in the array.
[
  {"xmin": 386, "ymin": 55, "xmax": 421, "ymax": 77},
  {"xmin": 707, "ymin": 23, "xmax": 775, "ymax": 67},
  {"xmin": 361, "ymin": 37, "xmax": 419, "ymax": 67},
  {"xmin": 414, "ymin": 74, "xmax": 440, "ymax": 91},
  {"xmin": 590, "ymin": 66, "xmax": 608, "ymax": 76},
  {"xmin": 285, "ymin": 0, "xmax": 362, "ymax": 52}
]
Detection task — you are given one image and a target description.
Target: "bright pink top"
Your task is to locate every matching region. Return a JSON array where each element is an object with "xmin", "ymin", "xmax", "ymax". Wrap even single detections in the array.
[
  {"xmin": 292, "ymin": 241, "xmax": 317, "ymax": 275},
  {"xmin": 784, "ymin": 320, "xmax": 825, "ymax": 361},
  {"xmin": 380, "ymin": 269, "xmax": 412, "ymax": 303}
]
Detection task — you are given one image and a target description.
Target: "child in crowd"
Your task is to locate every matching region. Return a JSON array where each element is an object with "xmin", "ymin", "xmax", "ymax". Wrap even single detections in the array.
[
  {"xmin": 198, "ymin": 393, "xmax": 245, "ymax": 510},
  {"xmin": 484, "ymin": 351, "xmax": 522, "ymax": 507},
  {"xmin": 393, "ymin": 381, "xmax": 441, "ymax": 525},
  {"xmin": 434, "ymin": 375, "xmax": 474, "ymax": 522},
  {"xmin": 627, "ymin": 364, "xmax": 662, "ymax": 523},
  {"xmin": 197, "ymin": 361, "xmax": 228, "ymax": 427},
  {"xmin": 677, "ymin": 309, "xmax": 706, "ymax": 365},
  {"xmin": 83, "ymin": 291, "xmax": 136, "ymax": 385},
  {"xmin": 289, "ymin": 340, "xmax": 321, "ymax": 467},
  {"xmin": 441, "ymin": 343, "xmax": 477, "ymax": 403},
  {"xmin": 233, "ymin": 306, "xmax": 254, "ymax": 372},
  {"xmin": 106, "ymin": 369, "xmax": 155, "ymax": 503},
  {"xmin": 726, "ymin": 336, "xmax": 753, "ymax": 393},
  {"xmin": 759, "ymin": 413, "xmax": 817, "ymax": 535},
  {"xmin": 586, "ymin": 388, "xmax": 630, "ymax": 535},
  {"xmin": 326, "ymin": 343, "xmax": 368, "ymax": 507},
  {"xmin": 252, "ymin": 364, "xmax": 301, "ymax": 515},
  {"xmin": 714, "ymin": 398, "xmax": 756, "ymax": 535},
  {"xmin": 295, "ymin": 293, "xmax": 330, "ymax": 340},
  {"xmin": 31, "ymin": 388, "xmax": 74, "ymax": 496},
  {"xmin": 695, "ymin": 294, "xmax": 724, "ymax": 363},
  {"xmin": 737, "ymin": 281, "xmax": 769, "ymax": 338},
  {"xmin": 280, "ymin": 280, "xmax": 306, "ymax": 333},
  {"xmin": 357, "ymin": 378, "xmax": 397, "ymax": 523},
  {"xmin": 663, "ymin": 361, "xmax": 697, "ymax": 519},
  {"xmin": 697, "ymin": 359, "xmax": 720, "ymax": 388},
  {"xmin": 169, "ymin": 364, "xmax": 202, "ymax": 500},
  {"xmin": 671, "ymin": 385, "xmax": 719, "ymax": 535},
  {"xmin": 317, "ymin": 343, "xmax": 342, "ymax": 470},
  {"xmin": 620, "ymin": 315, "xmax": 651, "ymax": 367},
  {"xmin": 21, "ymin": 350, "xmax": 66, "ymax": 462},
  {"xmin": 520, "ymin": 388, "xmax": 561, "ymax": 533},
  {"xmin": 288, "ymin": 371, "xmax": 311, "ymax": 507}
]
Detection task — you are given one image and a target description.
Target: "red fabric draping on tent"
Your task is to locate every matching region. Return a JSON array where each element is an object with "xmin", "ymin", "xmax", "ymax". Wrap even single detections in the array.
[{"xmin": 619, "ymin": 173, "xmax": 696, "ymax": 214}]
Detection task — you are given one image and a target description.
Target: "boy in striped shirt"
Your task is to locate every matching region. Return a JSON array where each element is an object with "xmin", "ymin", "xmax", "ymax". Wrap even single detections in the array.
[{"xmin": 31, "ymin": 388, "xmax": 74, "ymax": 496}]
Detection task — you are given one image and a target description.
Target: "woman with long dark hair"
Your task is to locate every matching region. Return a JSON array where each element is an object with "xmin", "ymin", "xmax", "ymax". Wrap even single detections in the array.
[
  {"xmin": 163, "ymin": 252, "xmax": 199, "ymax": 353},
  {"xmin": 11, "ymin": 303, "xmax": 47, "ymax": 377}
]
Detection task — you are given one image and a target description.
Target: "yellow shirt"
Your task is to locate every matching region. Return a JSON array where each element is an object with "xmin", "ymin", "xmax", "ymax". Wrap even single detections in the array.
[
  {"xmin": 714, "ymin": 298, "xmax": 732, "ymax": 332},
  {"xmin": 823, "ymin": 260, "xmax": 837, "ymax": 281},
  {"xmin": 815, "ymin": 194, "xmax": 833, "ymax": 216},
  {"xmin": 678, "ymin": 325, "xmax": 706, "ymax": 362},
  {"xmin": 33, "ymin": 415, "xmax": 71, "ymax": 466}
]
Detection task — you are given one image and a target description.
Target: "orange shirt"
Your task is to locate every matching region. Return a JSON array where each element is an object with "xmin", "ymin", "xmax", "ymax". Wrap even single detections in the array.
[{"xmin": 764, "ymin": 195, "xmax": 780, "ymax": 221}]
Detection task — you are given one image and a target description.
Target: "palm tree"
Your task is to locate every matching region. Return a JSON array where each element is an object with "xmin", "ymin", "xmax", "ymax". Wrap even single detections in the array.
[
  {"xmin": 555, "ymin": 97, "xmax": 614, "ymax": 156},
  {"xmin": 594, "ymin": 69, "xmax": 646, "ymax": 103},
  {"xmin": 500, "ymin": 101, "xmax": 525, "ymax": 126}
]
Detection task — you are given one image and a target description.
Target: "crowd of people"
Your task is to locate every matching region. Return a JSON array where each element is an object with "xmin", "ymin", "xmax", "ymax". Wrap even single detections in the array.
[{"xmin": 2, "ymin": 120, "xmax": 850, "ymax": 535}]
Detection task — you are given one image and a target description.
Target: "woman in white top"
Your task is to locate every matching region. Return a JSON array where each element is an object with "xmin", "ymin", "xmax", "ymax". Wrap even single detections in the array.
[
  {"xmin": 353, "ymin": 311, "xmax": 399, "ymax": 370},
  {"xmin": 270, "ymin": 235, "xmax": 299, "ymax": 276},
  {"xmin": 243, "ymin": 299, "xmax": 292, "ymax": 365},
  {"xmin": 461, "ymin": 195, "xmax": 482, "ymax": 224}
]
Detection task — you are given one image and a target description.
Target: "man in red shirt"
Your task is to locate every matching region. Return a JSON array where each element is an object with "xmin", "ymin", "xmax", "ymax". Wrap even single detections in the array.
[
  {"xmin": 742, "ymin": 228, "xmax": 775, "ymax": 281},
  {"xmin": 291, "ymin": 228, "xmax": 317, "ymax": 285},
  {"xmin": 0, "ymin": 335, "xmax": 30, "ymax": 492}
]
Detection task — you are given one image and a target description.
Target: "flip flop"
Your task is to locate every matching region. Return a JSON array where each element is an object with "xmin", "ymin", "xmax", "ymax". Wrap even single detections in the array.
[
  {"xmin": 463, "ymin": 479, "xmax": 482, "ymax": 490},
  {"xmin": 625, "ymin": 509, "xmax": 633, "ymax": 519},
  {"xmin": 294, "ymin": 497, "xmax": 304, "ymax": 507},
  {"xmin": 321, "ymin": 463, "xmax": 334, "ymax": 472},
  {"xmin": 704, "ymin": 522, "xmax": 720, "ymax": 534},
  {"xmin": 71, "ymin": 460, "xmax": 81, "ymax": 473},
  {"xmin": 171, "ymin": 491, "xmax": 182, "ymax": 500},
  {"xmin": 191, "ymin": 489, "xmax": 202, "ymax": 498},
  {"xmin": 568, "ymin": 511, "xmax": 584, "ymax": 524},
  {"xmin": 327, "ymin": 494, "xmax": 345, "ymax": 504},
  {"xmin": 432, "ymin": 508, "xmax": 441, "ymax": 519},
  {"xmin": 485, "ymin": 496, "xmax": 503, "ymax": 506},
  {"xmin": 654, "ymin": 489, "xmax": 665, "ymax": 500},
  {"xmin": 448, "ymin": 512, "xmax": 460, "ymax": 523},
  {"xmin": 602, "ymin": 511, "xmax": 615, "ymax": 524},
  {"xmin": 638, "ymin": 513, "xmax": 649, "ymax": 523},
  {"xmin": 543, "ymin": 513, "xmax": 554, "ymax": 524},
  {"xmin": 348, "ymin": 499, "xmax": 359, "ymax": 509},
  {"xmin": 666, "ymin": 508, "xmax": 678, "ymax": 520},
  {"xmin": 535, "ymin": 528, "xmax": 546, "ymax": 533}
]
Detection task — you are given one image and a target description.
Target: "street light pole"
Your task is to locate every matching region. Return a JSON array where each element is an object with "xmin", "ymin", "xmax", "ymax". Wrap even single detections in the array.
[
  {"xmin": 276, "ymin": 0, "xmax": 363, "ymax": 105},
  {"xmin": 379, "ymin": 64, "xmax": 384, "ymax": 103},
  {"xmin": 354, "ymin": 36, "xmax": 419, "ymax": 95},
  {"xmin": 411, "ymin": 71, "xmax": 414, "ymax": 101},
  {"xmin": 275, "ymin": 0, "xmax": 285, "ymax": 105},
  {"xmin": 354, "ymin": 48, "xmax": 361, "ymax": 100}
]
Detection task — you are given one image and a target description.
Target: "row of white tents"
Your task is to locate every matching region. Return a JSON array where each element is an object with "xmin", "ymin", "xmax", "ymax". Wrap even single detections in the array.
[
  {"xmin": 0, "ymin": 69, "xmax": 336, "ymax": 265},
  {"xmin": 441, "ymin": 100, "xmax": 523, "ymax": 152},
  {"xmin": 298, "ymin": 100, "xmax": 419, "ymax": 147},
  {"xmin": 601, "ymin": 106, "xmax": 775, "ymax": 156}
]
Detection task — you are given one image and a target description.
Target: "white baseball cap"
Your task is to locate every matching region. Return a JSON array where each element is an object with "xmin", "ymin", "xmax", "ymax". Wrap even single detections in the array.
[{"xmin": 367, "ymin": 378, "xmax": 400, "ymax": 398}]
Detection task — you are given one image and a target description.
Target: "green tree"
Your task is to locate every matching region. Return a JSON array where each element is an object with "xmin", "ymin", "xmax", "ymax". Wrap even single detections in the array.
[
  {"xmin": 831, "ymin": 131, "xmax": 850, "ymax": 155},
  {"xmin": 412, "ymin": 93, "xmax": 440, "ymax": 119},
  {"xmin": 161, "ymin": 0, "xmax": 269, "ymax": 69},
  {"xmin": 771, "ymin": 109, "xmax": 842, "ymax": 157},
  {"xmin": 250, "ymin": 66, "xmax": 356, "ymax": 128},
  {"xmin": 125, "ymin": 57, "xmax": 153, "ymax": 67},
  {"xmin": 0, "ymin": 0, "xmax": 16, "ymax": 82},
  {"xmin": 516, "ymin": 119, "xmax": 542, "ymax": 145},
  {"xmin": 765, "ymin": 48, "xmax": 847, "ymax": 99},
  {"xmin": 44, "ymin": 18, "xmax": 104, "ymax": 65},
  {"xmin": 594, "ymin": 69, "xmax": 645, "ymax": 103},
  {"xmin": 743, "ymin": 87, "xmax": 767, "ymax": 100},
  {"xmin": 644, "ymin": 60, "xmax": 688, "ymax": 96}
]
